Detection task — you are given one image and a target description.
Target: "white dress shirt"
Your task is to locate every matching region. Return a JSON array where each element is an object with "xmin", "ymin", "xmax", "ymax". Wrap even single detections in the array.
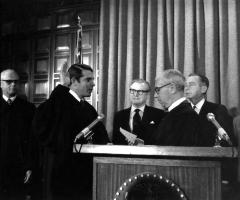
[
  {"xmin": 168, "ymin": 97, "xmax": 186, "ymax": 112},
  {"xmin": 2, "ymin": 94, "xmax": 16, "ymax": 103},
  {"xmin": 69, "ymin": 90, "xmax": 81, "ymax": 102},
  {"xmin": 191, "ymin": 98, "xmax": 205, "ymax": 114}
]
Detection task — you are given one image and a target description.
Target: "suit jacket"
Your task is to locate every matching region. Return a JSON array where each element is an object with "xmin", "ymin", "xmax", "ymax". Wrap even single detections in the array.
[
  {"xmin": 198, "ymin": 101, "xmax": 235, "ymax": 146},
  {"xmin": 112, "ymin": 105, "xmax": 166, "ymax": 145},
  {"xmin": 148, "ymin": 100, "xmax": 201, "ymax": 146}
]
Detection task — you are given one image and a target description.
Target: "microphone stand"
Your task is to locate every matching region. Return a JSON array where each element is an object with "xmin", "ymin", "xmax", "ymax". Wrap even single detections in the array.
[
  {"xmin": 73, "ymin": 114, "xmax": 105, "ymax": 153},
  {"xmin": 85, "ymin": 130, "xmax": 94, "ymax": 144},
  {"xmin": 214, "ymin": 134, "xmax": 221, "ymax": 148}
]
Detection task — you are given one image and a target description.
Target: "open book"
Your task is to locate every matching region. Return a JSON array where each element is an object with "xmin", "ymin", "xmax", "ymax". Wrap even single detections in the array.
[{"xmin": 120, "ymin": 127, "xmax": 144, "ymax": 145}]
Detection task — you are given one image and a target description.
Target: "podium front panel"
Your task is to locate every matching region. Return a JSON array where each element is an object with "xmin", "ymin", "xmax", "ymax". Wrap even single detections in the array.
[{"xmin": 93, "ymin": 157, "xmax": 221, "ymax": 200}]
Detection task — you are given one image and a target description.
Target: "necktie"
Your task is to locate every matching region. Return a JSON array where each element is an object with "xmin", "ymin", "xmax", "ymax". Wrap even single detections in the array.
[
  {"xmin": 80, "ymin": 100, "xmax": 85, "ymax": 108},
  {"xmin": 193, "ymin": 105, "xmax": 197, "ymax": 113},
  {"xmin": 133, "ymin": 109, "xmax": 141, "ymax": 136},
  {"xmin": 7, "ymin": 99, "xmax": 12, "ymax": 105}
]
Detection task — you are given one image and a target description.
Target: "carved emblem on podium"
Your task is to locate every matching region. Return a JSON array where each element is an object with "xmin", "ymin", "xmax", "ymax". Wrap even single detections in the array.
[{"xmin": 114, "ymin": 172, "xmax": 188, "ymax": 200}]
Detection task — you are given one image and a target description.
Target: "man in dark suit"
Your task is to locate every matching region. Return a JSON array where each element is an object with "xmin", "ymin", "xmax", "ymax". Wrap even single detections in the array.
[
  {"xmin": 112, "ymin": 79, "xmax": 166, "ymax": 145},
  {"xmin": 33, "ymin": 64, "xmax": 109, "ymax": 200},
  {"xmin": 185, "ymin": 73, "xmax": 235, "ymax": 147},
  {"xmin": 0, "ymin": 69, "xmax": 36, "ymax": 199},
  {"xmin": 149, "ymin": 69, "xmax": 201, "ymax": 146}
]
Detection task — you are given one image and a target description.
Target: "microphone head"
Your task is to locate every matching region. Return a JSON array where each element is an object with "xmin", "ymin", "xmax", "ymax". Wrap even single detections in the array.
[
  {"xmin": 98, "ymin": 113, "xmax": 105, "ymax": 120},
  {"xmin": 207, "ymin": 113, "xmax": 215, "ymax": 121}
]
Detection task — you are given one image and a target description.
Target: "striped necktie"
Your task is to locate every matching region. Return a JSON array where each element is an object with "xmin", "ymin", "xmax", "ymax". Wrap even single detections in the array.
[{"xmin": 192, "ymin": 105, "xmax": 198, "ymax": 113}]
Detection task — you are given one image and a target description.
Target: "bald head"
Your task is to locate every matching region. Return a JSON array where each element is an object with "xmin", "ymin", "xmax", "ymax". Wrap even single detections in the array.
[
  {"xmin": 1, "ymin": 69, "xmax": 19, "ymax": 97},
  {"xmin": 1, "ymin": 69, "xmax": 19, "ymax": 80}
]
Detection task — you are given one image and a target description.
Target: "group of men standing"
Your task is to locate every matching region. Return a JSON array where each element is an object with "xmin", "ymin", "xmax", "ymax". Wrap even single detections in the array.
[
  {"xmin": 0, "ymin": 66, "xmax": 236, "ymax": 200},
  {"xmin": 0, "ymin": 65, "xmax": 109, "ymax": 200},
  {"xmin": 113, "ymin": 69, "xmax": 234, "ymax": 147}
]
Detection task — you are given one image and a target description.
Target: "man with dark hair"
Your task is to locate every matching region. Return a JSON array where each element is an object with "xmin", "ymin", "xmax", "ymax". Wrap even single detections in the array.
[
  {"xmin": 149, "ymin": 69, "xmax": 201, "ymax": 146},
  {"xmin": 112, "ymin": 79, "xmax": 165, "ymax": 145},
  {"xmin": 33, "ymin": 63, "xmax": 109, "ymax": 200},
  {"xmin": 185, "ymin": 73, "xmax": 238, "ymax": 187},
  {"xmin": 185, "ymin": 73, "xmax": 234, "ymax": 146},
  {"xmin": 0, "ymin": 69, "xmax": 36, "ymax": 199}
]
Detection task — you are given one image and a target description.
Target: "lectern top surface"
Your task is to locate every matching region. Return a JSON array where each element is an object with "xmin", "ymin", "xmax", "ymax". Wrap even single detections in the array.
[{"xmin": 73, "ymin": 144, "xmax": 238, "ymax": 158}]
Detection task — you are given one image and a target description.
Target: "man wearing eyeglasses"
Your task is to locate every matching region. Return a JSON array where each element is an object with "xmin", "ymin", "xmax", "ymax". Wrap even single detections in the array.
[
  {"xmin": 149, "ymin": 69, "xmax": 201, "ymax": 146},
  {"xmin": 112, "ymin": 79, "xmax": 166, "ymax": 145},
  {"xmin": 0, "ymin": 69, "xmax": 36, "ymax": 199}
]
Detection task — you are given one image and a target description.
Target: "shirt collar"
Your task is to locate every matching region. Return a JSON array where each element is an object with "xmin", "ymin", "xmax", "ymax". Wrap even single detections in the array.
[
  {"xmin": 168, "ymin": 97, "xmax": 186, "ymax": 112},
  {"xmin": 69, "ymin": 90, "xmax": 81, "ymax": 102},
  {"xmin": 131, "ymin": 105, "xmax": 145, "ymax": 113},
  {"xmin": 2, "ymin": 94, "xmax": 16, "ymax": 102},
  {"xmin": 192, "ymin": 98, "xmax": 205, "ymax": 111}
]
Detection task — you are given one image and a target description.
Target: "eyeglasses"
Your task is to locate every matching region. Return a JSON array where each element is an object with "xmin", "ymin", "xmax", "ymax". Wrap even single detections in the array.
[
  {"xmin": 129, "ymin": 89, "xmax": 149, "ymax": 95},
  {"xmin": 155, "ymin": 83, "xmax": 171, "ymax": 94},
  {"xmin": 1, "ymin": 80, "xmax": 19, "ymax": 84}
]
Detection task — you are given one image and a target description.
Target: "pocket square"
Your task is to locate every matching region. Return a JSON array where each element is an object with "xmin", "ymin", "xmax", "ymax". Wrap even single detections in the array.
[{"xmin": 150, "ymin": 121, "xmax": 155, "ymax": 124}]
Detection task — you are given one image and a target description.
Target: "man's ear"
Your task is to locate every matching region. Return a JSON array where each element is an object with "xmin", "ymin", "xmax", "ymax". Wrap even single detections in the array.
[
  {"xmin": 70, "ymin": 77, "xmax": 77, "ymax": 85},
  {"xmin": 201, "ymin": 85, "xmax": 208, "ymax": 94},
  {"xmin": 169, "ymin": 83, "xmax": 176, "ymax": 94}
]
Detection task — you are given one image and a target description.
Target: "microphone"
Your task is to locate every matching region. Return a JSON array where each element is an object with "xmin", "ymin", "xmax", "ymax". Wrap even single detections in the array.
[
  {"xmin": 74, "ymin": 114, "xmax": 104, "ymax": 142},
  {"xmin": 206, "ymin": 113, "xmax": 232, "ymax": 145}
]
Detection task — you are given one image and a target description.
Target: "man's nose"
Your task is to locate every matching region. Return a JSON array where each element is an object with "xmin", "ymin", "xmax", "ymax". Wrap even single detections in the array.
[
  {"xmin": 133, "ymin": 92, "xmax": 140, "ymax": 97},
  {"xmin": 10, "ymin": 82, "xmax": 17, "ymax": 86},
  {"xmin": 154, "ymin": 93, "xmax": 158, "ymax": 98}
]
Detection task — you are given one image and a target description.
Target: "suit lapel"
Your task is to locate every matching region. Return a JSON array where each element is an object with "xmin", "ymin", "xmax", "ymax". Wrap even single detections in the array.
[
  {"xmin": 122, "ymin": 107, "xmax": 131, "ymax": 131},
  {"xmin": 141, "ymin": 105, "xmax": 149, "ymax": 124}
]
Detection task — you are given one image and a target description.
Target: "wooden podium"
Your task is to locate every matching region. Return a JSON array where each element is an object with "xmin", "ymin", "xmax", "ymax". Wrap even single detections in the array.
[{"xmin": 74, "ymin": 144, "xmax": 238, "ymax": 200}]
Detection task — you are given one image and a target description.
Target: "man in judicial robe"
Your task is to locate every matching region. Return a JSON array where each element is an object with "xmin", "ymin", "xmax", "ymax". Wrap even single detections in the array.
[
  {"xmin": 33, "ymin": 64, "xmax": 109, "ymax": 200},
  {"xmin": 185, "ymin": 73, "xmax": 235, "ymax": 146},
  {"xmin": 112, "ymin": 79, "xmax": 166, "ymax": 145},
  {"xmin": 185, "ymin": 73, "xmax": 236, "ymax": 184},
  {"xmin": 149, "ymin": 69, "xmax": 201, "ymax": 146},
  {"xmin": 0, "ymin": 69, "xmax": 36, "ymax": 199}
]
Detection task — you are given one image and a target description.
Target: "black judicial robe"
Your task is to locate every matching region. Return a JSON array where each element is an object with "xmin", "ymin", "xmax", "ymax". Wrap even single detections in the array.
[
  {"xmin": 0, "ymin": 96, "xmax": 35, "ymax": 190},
  {"xmin": 149, "ymin": 101, "xmax": 201, "ymax": 146},
  {"xmin": 197, "ymin": 101, "xmax": 236, "ymax": 182},
  {"xmin": 33, "ymin": 88, "xmax": 109, "ymax": 198},
  {"xmin": 112, "ymin": 106, "xmax": 166, "ymax": 145},
  {"xmin": 198, "ymin": 101, "xmax": 235, "ymax": 146}
]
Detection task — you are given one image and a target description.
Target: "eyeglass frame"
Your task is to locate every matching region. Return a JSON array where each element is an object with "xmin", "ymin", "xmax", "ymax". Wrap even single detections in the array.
[
  {"xmin": 129, "ymin": 88, "xmax": 149, "ymax": 95},
  {"xmin": 1, "ymin": 80, "xmax": 19, "ymax": 84},
  {"xmin": 155, "ymin": 83, "xmax": 171, "ymax": 94}
]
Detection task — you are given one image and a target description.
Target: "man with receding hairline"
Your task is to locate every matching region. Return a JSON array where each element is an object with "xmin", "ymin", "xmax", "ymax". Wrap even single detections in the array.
[
  {"xmin": 185, "ymin": 73, "xmax": 237, "ymax": 185},
  {"xmin": 185, "ymin": 73, "xmax": 235, "ymax": 146},
  {"xmin": 149, "ymin": 69, "xmax": 201, "ymax": 146},
  {"xmin": 0, "ymin": 69, "xmax": 36, "ymax": 199},
  {"xmin": 112, "ymin": 79, "xmax": 165, "ymax": 145}
]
